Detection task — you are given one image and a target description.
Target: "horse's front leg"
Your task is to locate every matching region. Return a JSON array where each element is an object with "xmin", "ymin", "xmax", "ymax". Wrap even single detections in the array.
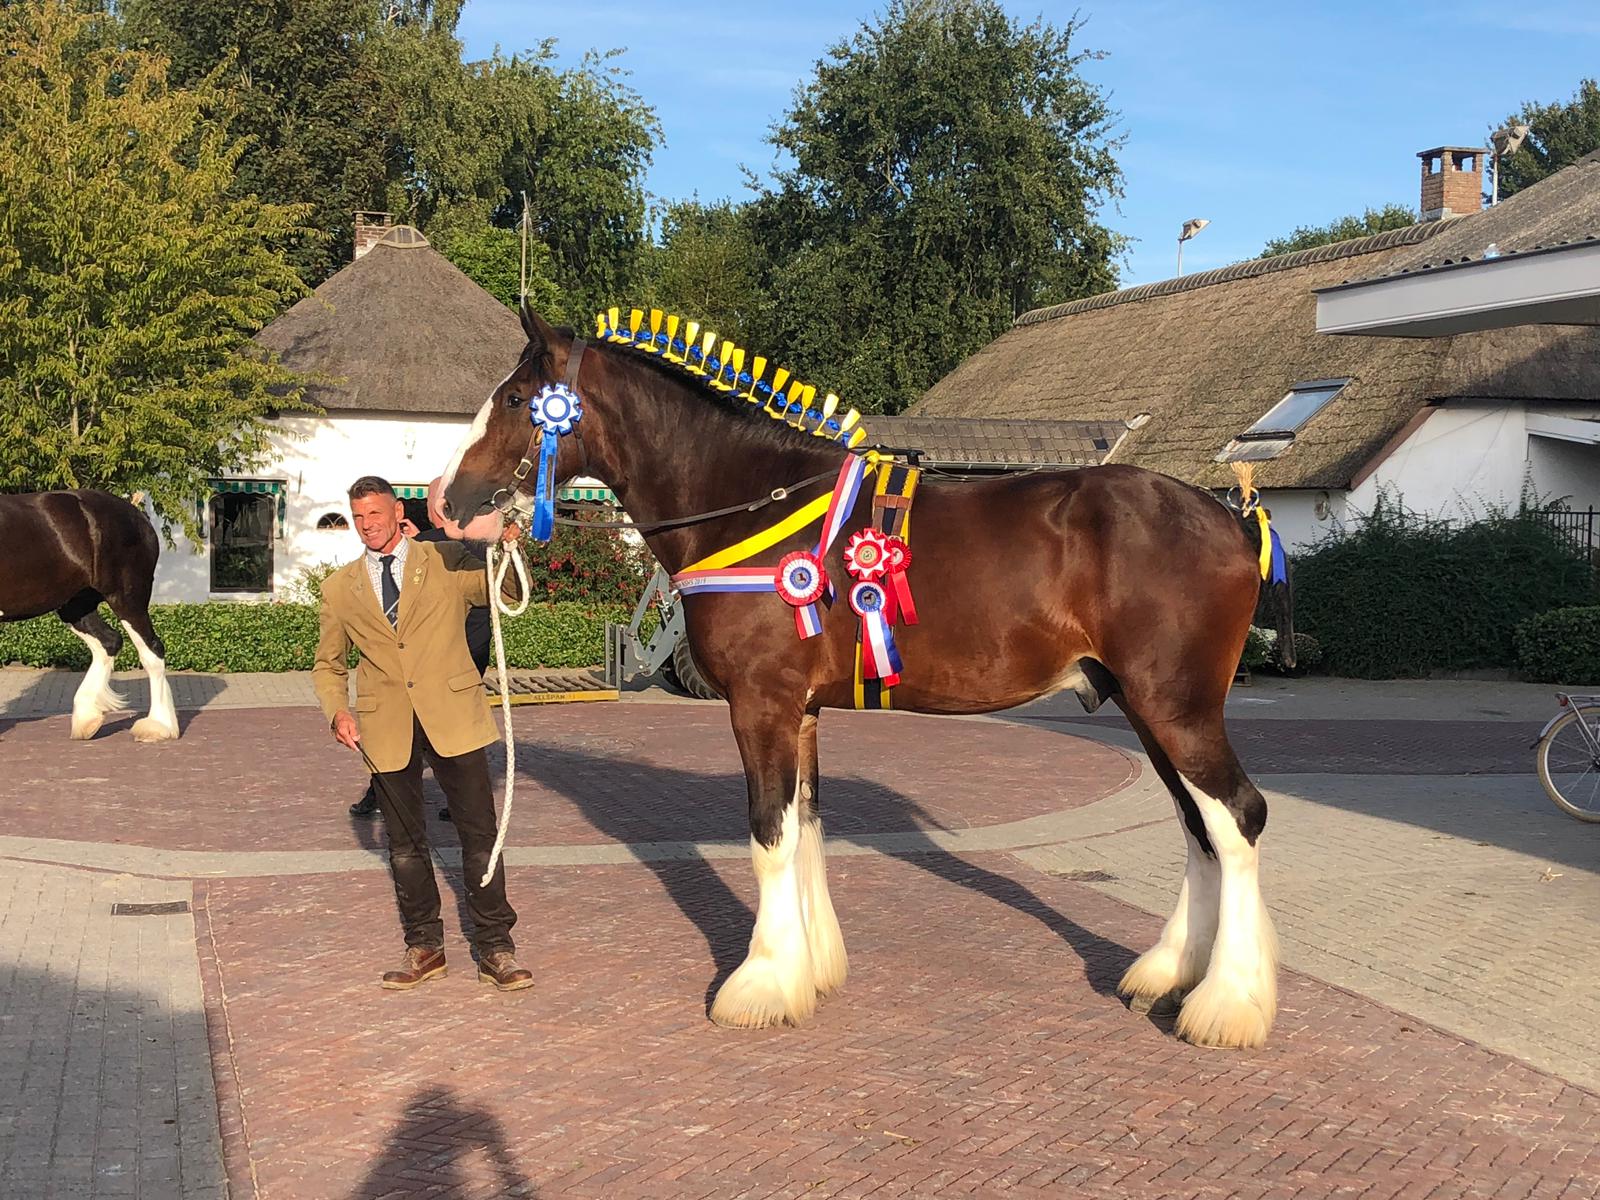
[
  {"xmin": 797, "ymin": 711, "xmax": 847, "ymax": 997},
  {"xmin": 710, "ymin": 699, "xmax": 818, "ymax": 1028}
]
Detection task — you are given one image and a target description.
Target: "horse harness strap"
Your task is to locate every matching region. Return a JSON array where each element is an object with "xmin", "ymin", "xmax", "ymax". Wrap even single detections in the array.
[{"xmin": 855, "ymin": 460, "xmax": 920, "ymax": 710}]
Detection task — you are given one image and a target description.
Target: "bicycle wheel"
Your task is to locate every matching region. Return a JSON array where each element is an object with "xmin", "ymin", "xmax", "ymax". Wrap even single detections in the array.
[{"xmin": 1536, "ymin": 706, "xmax": 1600, "ymax": 823}]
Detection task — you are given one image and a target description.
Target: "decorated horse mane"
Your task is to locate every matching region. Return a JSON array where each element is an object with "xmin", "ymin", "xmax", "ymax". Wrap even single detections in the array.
[{"xmin": 594, "ymin": 307, "xmax": 869, "ymax": 450}]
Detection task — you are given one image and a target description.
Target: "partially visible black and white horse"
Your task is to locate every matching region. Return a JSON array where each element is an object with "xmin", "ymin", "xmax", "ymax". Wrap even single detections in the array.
[{"xmin": 0, "ymin": 490, "xmax": 178, "ymax": 741}]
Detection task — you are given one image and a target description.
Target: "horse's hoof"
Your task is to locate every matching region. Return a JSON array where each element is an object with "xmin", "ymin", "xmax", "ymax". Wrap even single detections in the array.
[
  {"xmin": 1175, "ymin": 977, "xmax": 1272, "ymax": 1049},
  {"xmin": 710, "ymin": 958, "xmax": 815, "ymax": 1030},
  {"xmin": 69, "ymin": 714, "xmax": 104, "ymax": 740},
  {"xmin": 130, "ymin": 717, "xmax": 179, "ymax": 743},
  {"xmin": 1118, "ymin": 944, "xmax": 1201, "ymax": 1003}
]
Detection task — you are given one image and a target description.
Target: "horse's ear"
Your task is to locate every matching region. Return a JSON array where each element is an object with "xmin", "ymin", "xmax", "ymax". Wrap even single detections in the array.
[{"xmin": 519, "ymin": 301, "xmax": 560, "ymax": 356}]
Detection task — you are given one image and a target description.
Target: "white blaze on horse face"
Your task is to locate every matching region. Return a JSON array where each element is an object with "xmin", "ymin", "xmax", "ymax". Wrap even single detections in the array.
[
  {"xmin": 66, "ymin": 627, "xmax": 122, "ymax": 740},
  {"xmin": 710, "ymin": 795, "xmax": 818, "ymax": 1028},
  {"xmin": 438, "ymin": 366, "xmax": 518, "ymax": 536},
  {"xmin": 123, "ymin": 623, "xmax": 178, "ymax": 743},
  {"xmin": 1173, "ymin": 776, "xmax": 1278, "ymax": 1050}
]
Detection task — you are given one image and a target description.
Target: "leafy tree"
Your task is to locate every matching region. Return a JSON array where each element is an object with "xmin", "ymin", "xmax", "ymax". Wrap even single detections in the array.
[
  {"xmin": 127, "ymin": 0, "xmax": 659, "ymax": 317},
  {"xmin": 427, "ymin": 213, "xmax": 563, "ymax": 314},
  {"xmin": 498, "ymin": 49, "xmax": 660, "ymax": 325},
  {"xmin": 745, "ymin": 0, "xmax": 1125, "ymax": 414},
  {"xmin": 1493, "ymin": 79, "xmax": 1600, "ymax": 199},
  {"xmin": 642, "ymin": 200, "xmax": 765, "ymax": 344},
  {"xmin": 1259, "ymin": 203, "xmax": 1417, "ymax": 258},
  {"xmin": 122, "ymin": 0, "xmax": 388, "ymax": 284},
  {"xmin": 374, "ymin": 12, "xmax": 659, "ymax": 324},
  {"xmin": 0, "ymin": 1, "xmax": 310, "ymax": 537}
]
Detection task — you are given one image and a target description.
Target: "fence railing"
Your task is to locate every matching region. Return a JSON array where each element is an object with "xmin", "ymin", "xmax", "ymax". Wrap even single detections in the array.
[{"xmin": 1531, "ymin": 507, "xmax": 1600, "ymax": 567}]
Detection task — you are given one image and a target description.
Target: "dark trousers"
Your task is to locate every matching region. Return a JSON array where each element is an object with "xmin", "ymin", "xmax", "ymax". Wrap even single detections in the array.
[{"xmin": 373, "ymin": 717, "xmax": 516, "ymax": 955}]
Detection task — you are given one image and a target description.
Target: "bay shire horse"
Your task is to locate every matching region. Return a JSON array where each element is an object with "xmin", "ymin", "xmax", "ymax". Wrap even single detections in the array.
[
  {"xmin": 0, "ymin": 491, "xmax": 178, "ymax": 741},
  {"xmin": 441, "ymin": 308, "xmax": 1278, "ymax": 1049}
]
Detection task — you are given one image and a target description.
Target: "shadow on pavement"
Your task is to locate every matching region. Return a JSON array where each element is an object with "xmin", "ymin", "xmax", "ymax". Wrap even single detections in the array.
[
  {"xmin": 510, "ymin": 740, "xmax": 1137, "ymax": 1007},
  {"xmin": 352, "ymin": 1084, "xmax": 535, "ymax": 1198}
]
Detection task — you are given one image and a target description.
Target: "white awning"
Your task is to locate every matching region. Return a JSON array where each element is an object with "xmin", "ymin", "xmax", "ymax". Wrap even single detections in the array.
[
  {"xmin": 1315, "ymin": 239, "xmax": 1600, "ymax": 337},
  {"xmin": 1526, "ymin": 413, "xmax": 1600, "ymax": 446}
]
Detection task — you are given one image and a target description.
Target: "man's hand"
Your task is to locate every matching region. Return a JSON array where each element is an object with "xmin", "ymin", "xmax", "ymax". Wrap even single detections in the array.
[
  {"xmin": 332, "ymin": 710, "xmax": 361, "ymax": 751},
  {"xmin": 398, "ymin": 517, "xmax": 420, "ymax": 537},
  {"xmin": 500, "ymin": 521, "xmax": 522, "ymax": 543}
]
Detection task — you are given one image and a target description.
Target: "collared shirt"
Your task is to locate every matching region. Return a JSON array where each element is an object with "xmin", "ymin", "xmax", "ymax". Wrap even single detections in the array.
[{"xmin": 364, "ymin": 537, "xmax": 410, "ymax": 620}]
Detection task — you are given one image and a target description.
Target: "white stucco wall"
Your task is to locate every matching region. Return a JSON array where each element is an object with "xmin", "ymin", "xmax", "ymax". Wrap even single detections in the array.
[
  {"xmin": 153, "ymin": 411, "xmax": 477, "ymax": 602},
  {"xmin": 152, "ymin": 411, "xmax": 612, "ymax": 604},
  {"xmin": 1249, "ymin": 489, "xmax": 1349, "ymax": 552},
  {"xmin": 1348, "ymin": 402, "xmax": 1600, "ymax": 523},
  {"xmin": 1350, "ymin": 403, "xmax": 1525, "ymax": 520}
]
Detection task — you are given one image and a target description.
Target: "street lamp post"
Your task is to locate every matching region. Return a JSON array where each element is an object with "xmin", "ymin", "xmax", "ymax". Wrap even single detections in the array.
[
  {"xmin": 1177, "ymin": 218, "xmax": 1209, "ymax": 276},
  {"xmin": 1490, "ymin": 124, "xmax": 1530, "ymax": 205}
]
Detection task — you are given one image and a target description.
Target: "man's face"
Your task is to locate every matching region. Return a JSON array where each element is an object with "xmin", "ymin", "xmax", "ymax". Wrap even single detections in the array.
[
  {"xmin": 425, "ymin": 475, "xmax": 446, "ymax": 529},
  {"xmin": 351, "ymin": 493, "xmax": 405, "ymax": 552}
]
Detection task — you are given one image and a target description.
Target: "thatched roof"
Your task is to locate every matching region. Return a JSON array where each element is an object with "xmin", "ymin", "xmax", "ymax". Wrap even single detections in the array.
[
  {"xmin": 912, "ymin": 173, "xmax": 1600, "ymax": 490},
  {"xmin": 256, "ymin": 226, "xmax": 523, "ymax": 415},
  {"xmin": 1353, "ymin": 149, "xmax": 1600, "ymax": 281},
  {"xmin": 868, "ymin": 416, "xmax": 1123, "ymax": 469}
]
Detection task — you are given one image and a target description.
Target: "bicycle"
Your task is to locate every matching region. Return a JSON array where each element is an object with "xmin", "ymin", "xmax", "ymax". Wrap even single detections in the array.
[{"xmin": 1535, "ymin": 693, "xmax": 1600, "ymax": 822}]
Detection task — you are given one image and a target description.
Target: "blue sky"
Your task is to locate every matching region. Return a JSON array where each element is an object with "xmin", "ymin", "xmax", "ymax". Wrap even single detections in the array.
[{"xmin": 458, "ymin": 1, "xmax": 1600, "ymax": 289}]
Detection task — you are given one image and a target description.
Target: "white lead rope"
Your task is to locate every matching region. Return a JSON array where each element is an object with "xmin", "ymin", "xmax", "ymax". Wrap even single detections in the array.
[{"xmin": 480, "ymin": 538, "xmax": 531, "ymax": 886}]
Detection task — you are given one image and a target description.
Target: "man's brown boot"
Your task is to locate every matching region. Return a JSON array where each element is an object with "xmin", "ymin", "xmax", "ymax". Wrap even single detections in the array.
[
  {"xmin": 478, "ymin": 950, "xmax": 533, "ymax": 992},
  {"xmin": 381, "ymin": 946, "xmax": 446, "ymax": 990}
]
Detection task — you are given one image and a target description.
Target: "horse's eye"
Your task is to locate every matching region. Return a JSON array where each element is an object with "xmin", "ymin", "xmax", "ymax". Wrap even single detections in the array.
[{"xmin": 505, "ymin": 393, "xmax": 526, "ymax": 408}]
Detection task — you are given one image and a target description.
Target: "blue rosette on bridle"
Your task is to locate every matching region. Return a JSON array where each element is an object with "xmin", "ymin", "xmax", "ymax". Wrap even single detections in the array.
[{"xmin": 528, "ymin": 383, "xmax": 582, "ymax": 542}]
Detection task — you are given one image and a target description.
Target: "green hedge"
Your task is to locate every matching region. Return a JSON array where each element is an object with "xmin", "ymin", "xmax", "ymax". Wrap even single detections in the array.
[
  {"xmin": 0, "ymin": 602, "xmax": 630, "ymax": 673},
  {"xmin": 1515, "ymin": 606, "xmax": 1600, "ymax": 684},
  {"xmin": 1240, "ymin": 627, "xmax": 1323, "ymax": 674},
  {"xmin": 1294, "ymin": 496, "xmax": 1595, "ymax": 677}
]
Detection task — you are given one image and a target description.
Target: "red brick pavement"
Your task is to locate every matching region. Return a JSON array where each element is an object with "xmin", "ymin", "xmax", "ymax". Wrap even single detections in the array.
[
  {"xmin": 199, "ymin": 851, "xmax": 1600, "ymax": 1200},
  {"xmin": 2, "ymin": 705, "xmax": 1131, "ymax": 852},
  {"xmin": 1017, "ymin": 714, "xmax": 1543, "ymax": 776}
]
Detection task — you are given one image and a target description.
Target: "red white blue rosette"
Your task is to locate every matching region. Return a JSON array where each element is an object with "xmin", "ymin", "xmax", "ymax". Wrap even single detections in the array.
[
  {"xmin": 848, "ymin": 580, "xmax": 902, "ymax": 687},
  {"xmin": 774, "ymin": 550, "xmax": 828, "ymax": 639},
  {"xmin": 882, "ymin": 535, "xmax": 918, "ymax": 626},
  {"xmin": 844, "ymin": 528, "xmax": 890, "ymax": 581}
]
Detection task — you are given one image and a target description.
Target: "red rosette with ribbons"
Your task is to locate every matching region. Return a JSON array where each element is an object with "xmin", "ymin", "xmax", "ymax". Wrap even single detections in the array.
[
  {"xmin": 843, "ymin": 528, "xmax": 890, "ymax": 581},
  {"xmin": 774, "ymin": 550, "xmax": 828, "ymax": 639},
  {"xmin": 881, "ymin": 535, "xmax": 918, "ymax": 626},
  {"xmin": 848, "ymin": 580, "xmax": 902, "ymax": 687}
]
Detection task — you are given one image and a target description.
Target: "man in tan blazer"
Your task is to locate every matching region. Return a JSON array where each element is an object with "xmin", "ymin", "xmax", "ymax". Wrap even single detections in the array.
[{"xmin": 313, "ymin": 475, "xmax": 532, "ymax": 992}]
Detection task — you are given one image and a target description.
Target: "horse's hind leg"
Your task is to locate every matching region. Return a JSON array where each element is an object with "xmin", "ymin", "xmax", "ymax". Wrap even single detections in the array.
[
  {"xmin": 101, "ymin": 583, "xmax": 177, "ymax": 741},
  {"xmin": 797, "ymin": 711, "xmax": 847, "ymax": 997},
  {"xmin": 1117, "ymin": 712, "xmax": 1219, "ymax": 1011},
  {"xmin": 117, "ymin": 609, "xmax": 177, "ymax": 742},
  {"xmin": 1119, "ymin": 701, "xmax": 1277, "ymax": 1049},
  {"xmin": 711, "ymin": 699, "xmax": 818, "ymax": 1028},
  {"xmin": 57, "ymin": 593, "xmax": 123, "ymax": 740}
]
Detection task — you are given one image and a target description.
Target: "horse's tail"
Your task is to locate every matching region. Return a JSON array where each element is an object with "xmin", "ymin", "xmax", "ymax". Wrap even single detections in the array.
[{"xmin": 1230, "ymin": 463, "xmax": 1296, "ymax": 670}]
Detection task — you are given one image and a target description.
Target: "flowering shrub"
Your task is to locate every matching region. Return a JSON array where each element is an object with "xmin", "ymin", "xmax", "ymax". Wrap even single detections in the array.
[{"xmin": 518, "ymin": 514, "xmax": 649, "ymax": 604}]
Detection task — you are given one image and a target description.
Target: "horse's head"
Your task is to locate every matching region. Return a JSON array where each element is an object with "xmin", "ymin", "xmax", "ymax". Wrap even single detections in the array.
[{"xmin": 438, "ymin": 305, "xmax": 587, "ymax": 541}]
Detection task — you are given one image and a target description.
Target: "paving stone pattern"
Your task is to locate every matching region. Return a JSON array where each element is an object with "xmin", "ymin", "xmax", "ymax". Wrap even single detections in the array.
[
  {"xmin": 0, "ymin": 865, "xmax": 223, "ymax": 1200},
  {"xmin": 199, "ymin": 855, "xmax": 1600, "ymax": 1200}
]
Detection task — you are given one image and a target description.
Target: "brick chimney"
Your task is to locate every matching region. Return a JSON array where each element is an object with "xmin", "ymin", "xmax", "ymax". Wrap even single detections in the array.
[
  {"xmin": 1417, "ymin": 147, "xmax": 1487, "ymax": 221},
  {"xmin": 353, "ymin": 211, "xmax": 394, "ymax": 259}
]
